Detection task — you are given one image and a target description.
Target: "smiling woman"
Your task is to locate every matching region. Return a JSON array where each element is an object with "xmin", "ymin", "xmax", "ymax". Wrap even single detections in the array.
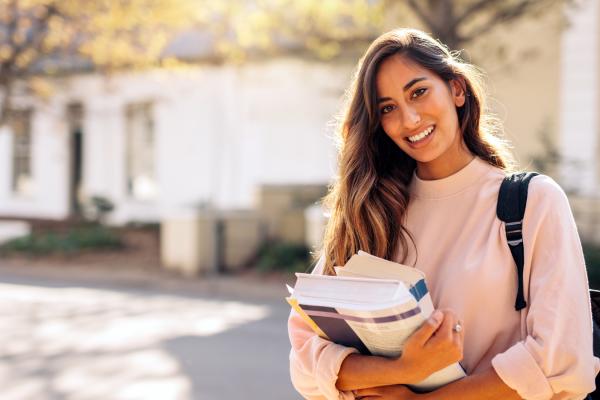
[
  {"xmin": 287, "ymin": 28, "xmax": 599, "ymax": 400},
  {"xmin": 376, "ymin": 55, "xmax": 471, "ymax": 180}
]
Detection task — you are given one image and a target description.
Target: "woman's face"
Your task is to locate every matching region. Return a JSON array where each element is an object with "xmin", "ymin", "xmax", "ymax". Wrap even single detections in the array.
[{"xmin": 375, "ymin": 54, "xmax": 472, "ymax": 180}]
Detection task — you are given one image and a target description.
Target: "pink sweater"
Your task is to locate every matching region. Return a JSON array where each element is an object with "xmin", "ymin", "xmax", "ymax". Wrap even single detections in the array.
[{"xmin": 288, "ymin": 156, "xmax": 600, "ymax": 399}]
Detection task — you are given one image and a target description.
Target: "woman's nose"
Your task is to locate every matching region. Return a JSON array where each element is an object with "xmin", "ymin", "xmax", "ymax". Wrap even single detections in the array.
[{"xmin": 401, "ymin": 106, "xmax": 421, "ymax": 130}]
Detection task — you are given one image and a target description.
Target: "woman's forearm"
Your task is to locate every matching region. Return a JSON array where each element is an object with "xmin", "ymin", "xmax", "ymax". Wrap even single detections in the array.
[
  {"xmin": 420, "ymin": 368, "xmax": 521, "ymax": 400},
  {"xmin": 336, "ymin": 353, "xmax": 415, "ymax": 391}
]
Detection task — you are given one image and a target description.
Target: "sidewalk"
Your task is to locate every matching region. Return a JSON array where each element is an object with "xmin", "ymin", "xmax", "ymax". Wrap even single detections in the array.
[
  {"xmin": 0, "ymin": 258, "xmax": 293, "ymax": 303},
  {"xmin": 0, "ymin": 260, "xmax": 300, "ymax": 400}
]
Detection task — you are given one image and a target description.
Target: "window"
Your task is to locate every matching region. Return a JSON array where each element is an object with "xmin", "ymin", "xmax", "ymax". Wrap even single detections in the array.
[
  {"xmin": 125, "ymin": 102, "xmax": 156, "ymax": 200},
  {"xmin": 11, "ymin": 109, "xmax": 33, "ymax": 195}
]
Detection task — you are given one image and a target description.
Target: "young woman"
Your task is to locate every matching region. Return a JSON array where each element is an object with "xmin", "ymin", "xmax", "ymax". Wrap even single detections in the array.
[{"xmin": 288, "ymin": 28, "xmax": 599, "ymax": 399}]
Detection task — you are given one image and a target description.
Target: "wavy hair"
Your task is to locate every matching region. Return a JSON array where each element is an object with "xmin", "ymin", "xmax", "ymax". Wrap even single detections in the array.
[{"xmin": 319, "ymin": 28, "xmax": 516, "ymax": 275}]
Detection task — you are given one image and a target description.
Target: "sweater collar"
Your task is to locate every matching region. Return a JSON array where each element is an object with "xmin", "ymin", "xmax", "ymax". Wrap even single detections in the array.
[{"xmin": 409, "ymin": 156, "xmax": 493, "ymax": 199}]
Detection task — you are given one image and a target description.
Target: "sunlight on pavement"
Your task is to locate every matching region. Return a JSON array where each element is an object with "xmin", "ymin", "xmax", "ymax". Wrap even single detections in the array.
[{"xmin": 0, "ymin": 282, "xmax": 271, "ymax": 400}]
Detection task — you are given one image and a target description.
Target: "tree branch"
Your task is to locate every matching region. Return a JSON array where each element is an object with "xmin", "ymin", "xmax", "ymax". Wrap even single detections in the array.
[
  {"xmin": 0, "ymin": 2, "xmax": 60, "ymax": 126},
  {"xmin": 406, "ymin": 0, "xmax": 439, "ymax": 33},
  {"xmin": 460, "ymin": 0, "xmax": 551, "ymax": 44},
  {"xmin": 453, "ymin": 0, "xmax": 505, "ymax": 29}
]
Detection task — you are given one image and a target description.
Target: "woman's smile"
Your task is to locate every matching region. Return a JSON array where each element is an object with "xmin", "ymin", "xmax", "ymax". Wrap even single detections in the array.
[{"xmin": 406, "ymin": 125, "xmax": 435, "ymax": 148}]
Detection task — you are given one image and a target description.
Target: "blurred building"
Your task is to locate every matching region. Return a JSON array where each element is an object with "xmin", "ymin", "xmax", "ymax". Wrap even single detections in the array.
[
  {"xmin": 0, "ymin": 60, "xmax": 347, "ymax": 224},
  {"xmin": 0, "ymin": 1, "xmax": 598, "ymax": 248}
]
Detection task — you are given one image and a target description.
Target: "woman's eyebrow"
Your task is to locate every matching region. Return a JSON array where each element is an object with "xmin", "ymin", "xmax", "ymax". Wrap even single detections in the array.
[
  {"xmin": 377, "ymin": 77, "xmax": 428, "ymax": 103},
  {"xmin": 403, "ymin": 77, "xmax": 427, "ymax": 91}
]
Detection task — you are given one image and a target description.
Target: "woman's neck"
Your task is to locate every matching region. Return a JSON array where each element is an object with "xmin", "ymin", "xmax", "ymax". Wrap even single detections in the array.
[{"xmin": 416, "ymin": 142, "xmax": 475, "ymax": 180}]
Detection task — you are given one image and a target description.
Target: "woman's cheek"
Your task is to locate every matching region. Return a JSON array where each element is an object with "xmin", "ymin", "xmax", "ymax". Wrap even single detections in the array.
[
  {"xmin": 381, "ymin": 126, "xmax": 396, "ymax": 145},
  {"xmin": 381, "ymin": 119, "xmax": 399, "ymax": 139},
  {"xmin": 386, "ymin": 133, "xmax": 406, "ymax": 151}
]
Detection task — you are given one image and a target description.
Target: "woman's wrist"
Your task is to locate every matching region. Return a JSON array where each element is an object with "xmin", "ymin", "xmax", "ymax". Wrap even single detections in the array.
[
  {"xmin": 390, "ymin": 354, "xmax": 423, "ymax": 385},
  {"xmin": 337, "ymin": 353, "xmax": 419, "ymax": 390}
]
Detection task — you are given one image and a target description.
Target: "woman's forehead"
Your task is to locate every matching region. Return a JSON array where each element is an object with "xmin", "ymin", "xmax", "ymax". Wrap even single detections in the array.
[{"xmin": 376, "ymin": 54, "xmax": 434, "ymax": 92}]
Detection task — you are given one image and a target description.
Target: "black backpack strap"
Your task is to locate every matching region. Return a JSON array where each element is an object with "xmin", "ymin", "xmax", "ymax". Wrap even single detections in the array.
[{"xmin": 496, "ymin": 172, "xmax": 539, "ymax": 311}]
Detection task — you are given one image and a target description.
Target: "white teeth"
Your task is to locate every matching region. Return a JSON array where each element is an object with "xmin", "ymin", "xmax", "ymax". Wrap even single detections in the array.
[{"xmin": 407, "ymin": 126, "xmax": 434, "ymax": 143}]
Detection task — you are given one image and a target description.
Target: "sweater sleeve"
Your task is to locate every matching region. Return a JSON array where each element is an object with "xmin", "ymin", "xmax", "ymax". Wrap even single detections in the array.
[
  {"xmin": 491, "ymin": 176, "xmax": 600, "ymax": 399},
  {"xmin": 288, "ymin": 256, "xmax": 359, "ymax": 400}
]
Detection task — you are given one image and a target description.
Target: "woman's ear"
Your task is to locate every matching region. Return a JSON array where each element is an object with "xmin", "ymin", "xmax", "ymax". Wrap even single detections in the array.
[{"xmin": 451, "ymin": 78, "xmax": 466, "ymax": 107}]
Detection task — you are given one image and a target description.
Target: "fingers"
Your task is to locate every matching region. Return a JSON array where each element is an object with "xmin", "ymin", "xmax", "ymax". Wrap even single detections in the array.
[
  {"xmin": 452, "ymin": 318, "xmax": 465, "ymax": 357},
  {"xmin": 406, "ymin": 309, "xmax": 444, "ymax": 347},
  {"xmin": 431, "ymin": 310, "xmax": 464, "ymax": 362},
  {"xmin": 427, "ymin": 310, "xmax": 464, "ymax": 354},
  {"xmin": 453, "ymin": 319, "xmax": 465, "ymax": 340},
  {"xmin": 405, "ymin": 309, "xmax": 465, "ymax": 361},
  {"xmin": 437, "ymin": 310, "xmax": 457, "ymax": 340}
]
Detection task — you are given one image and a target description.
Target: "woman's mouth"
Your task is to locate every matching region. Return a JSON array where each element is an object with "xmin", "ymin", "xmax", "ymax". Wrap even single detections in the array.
[{"xmin": 406, "ymin": 125, "xmax": 435, "ymax": 148}]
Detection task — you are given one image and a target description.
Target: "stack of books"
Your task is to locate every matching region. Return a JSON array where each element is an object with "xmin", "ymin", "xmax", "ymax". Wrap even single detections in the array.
[{"xmin": 287, "ymin": 251, "xmax": 465, "ymax": 392}]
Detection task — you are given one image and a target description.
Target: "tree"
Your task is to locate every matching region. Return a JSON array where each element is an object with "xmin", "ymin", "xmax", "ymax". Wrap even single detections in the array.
[
  {"xmin": 211, "ymin": 0, "xmax": 574, "ymax": 60},
  {"xmin": 0, "ymin": 0, "xmax": 198, "ymax": 125},
  {"xmin": 400, "ymin": 0, "xmax": 573, "ymax": 50},
  {"xmin": 0, "ymin": 0, "xmax": 576, "ymax": 125}
]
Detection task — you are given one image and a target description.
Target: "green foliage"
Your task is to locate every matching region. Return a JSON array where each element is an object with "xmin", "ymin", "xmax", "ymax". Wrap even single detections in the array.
[
  {"xmin": 256, "ymin": 241, "xmax": 311, "ymax": 273},
  {"xmin": 584, "ymin": 243, "xmax": 600, "ymax": 290},
  {"xmin": 0, "ymin": 224, "xmax": 123, "ymax": 255},
  {"xmin": 0, "ymin": 0, "xmax": 201, "ymax": 126}
]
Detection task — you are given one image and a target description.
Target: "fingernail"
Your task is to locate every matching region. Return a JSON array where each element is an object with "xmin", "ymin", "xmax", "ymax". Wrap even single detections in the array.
[{"xmin": 429, "ymin": 310, "xmax": 442, "ymax": 324}]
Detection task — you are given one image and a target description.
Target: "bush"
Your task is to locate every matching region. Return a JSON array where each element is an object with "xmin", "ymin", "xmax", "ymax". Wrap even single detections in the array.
[
  {"xmin": 0, "ymin": 223, "xmax": 123, "ymax": 255},
  {"xmin": 256, "ymin": 241, "xmax": 311, "ymax": 273},
  {"xmin": 584, "ymin": 243, "xmax": 600, "ymax": 290}
]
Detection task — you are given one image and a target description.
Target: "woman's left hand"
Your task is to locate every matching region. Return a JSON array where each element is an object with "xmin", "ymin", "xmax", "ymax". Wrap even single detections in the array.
[{"xmin": 354, "ymin": 385, "xmax": 419, "ymax": 399}]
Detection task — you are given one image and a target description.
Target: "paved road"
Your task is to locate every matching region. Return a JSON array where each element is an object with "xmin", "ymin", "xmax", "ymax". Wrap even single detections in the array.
[{"xmin": 0, "ymin": 265, "xmax": 302, "ymax": 400}]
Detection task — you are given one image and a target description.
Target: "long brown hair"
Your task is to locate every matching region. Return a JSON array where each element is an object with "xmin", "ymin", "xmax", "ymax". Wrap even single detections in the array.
[{"xmin": 319, "ymin": 28, "xmax": 516, "ymax": 275}]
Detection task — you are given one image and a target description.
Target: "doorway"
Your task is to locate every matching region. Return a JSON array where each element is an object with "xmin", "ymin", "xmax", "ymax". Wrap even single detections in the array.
[{"xmin": 67, "ymin": 103, "xmax": 84, "ymax": 216}]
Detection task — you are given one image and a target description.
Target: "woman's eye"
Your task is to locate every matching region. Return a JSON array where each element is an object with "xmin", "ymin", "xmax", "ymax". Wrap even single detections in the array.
[
  {"xmin": 380, "ymin": 105, "xmax": 395, "ymax": 114},
  {"xmin": 412, "ymin": 88, "xmax": 427, "ymax": 98}
]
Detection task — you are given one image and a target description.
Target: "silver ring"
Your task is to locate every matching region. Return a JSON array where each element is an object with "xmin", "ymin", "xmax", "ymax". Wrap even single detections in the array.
[{"xmin": 453, "ymin": 322, "xmax": 462, "ymax": 333}]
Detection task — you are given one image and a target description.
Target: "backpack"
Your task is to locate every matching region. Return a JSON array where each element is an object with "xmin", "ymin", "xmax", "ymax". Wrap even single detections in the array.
[{"xmin": 497, "ymin": 172, "xmax": 600, "ymax": 399}]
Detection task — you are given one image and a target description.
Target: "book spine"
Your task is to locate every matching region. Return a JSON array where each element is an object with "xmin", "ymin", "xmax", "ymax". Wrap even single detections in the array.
[
  {"xmin": 409, "ymin": 279, "xmax": 428, "ymax": 301},
  {"xmin": 300, "ymin": 304, "xmax": 371, "ymax": 354}
]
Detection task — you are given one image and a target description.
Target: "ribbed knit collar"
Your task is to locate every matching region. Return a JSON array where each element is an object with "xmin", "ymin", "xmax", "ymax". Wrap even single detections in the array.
[{"xmin": 409, "ymin": 156, "xmax": 493, "ymax": 199}]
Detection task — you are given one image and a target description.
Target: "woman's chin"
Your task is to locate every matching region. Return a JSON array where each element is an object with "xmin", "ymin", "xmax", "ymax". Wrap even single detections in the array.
[{"xmin": 407, "ymin": 152, "xmax": 439, "ymax": 165}]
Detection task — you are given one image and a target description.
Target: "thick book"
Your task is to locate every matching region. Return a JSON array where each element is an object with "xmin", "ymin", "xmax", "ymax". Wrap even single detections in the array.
[{"xmin": 287, "ymin": 251, "xmax": 465, "ymax": 392}]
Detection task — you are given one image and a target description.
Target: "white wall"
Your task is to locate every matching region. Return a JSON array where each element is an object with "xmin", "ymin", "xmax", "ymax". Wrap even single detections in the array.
[
  {"xmin": 0, "ymin": 59, "xmax": 352, "ymax": 223},
  {"xmin": 212, "ymin": 60, "xmax": 350, "ymax": 209},
  {"xmin": 559, "ymin": 0, "xmax": 600, "ymax": 195},
  {"xmin": 0, "ymin": 103, "xmax": 70, "ymax": 219}
]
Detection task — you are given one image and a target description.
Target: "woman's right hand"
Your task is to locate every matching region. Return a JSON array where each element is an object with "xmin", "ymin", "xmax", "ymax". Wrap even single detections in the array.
[{"xmin": 394, "ymin": 309, "xmax": 464, "ymax": 384}]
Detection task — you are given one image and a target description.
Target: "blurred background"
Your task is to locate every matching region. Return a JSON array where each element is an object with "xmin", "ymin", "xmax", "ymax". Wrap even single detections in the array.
[{"xmin": 0, "ymin": 0, "xmax": 598, "ymax": 399}]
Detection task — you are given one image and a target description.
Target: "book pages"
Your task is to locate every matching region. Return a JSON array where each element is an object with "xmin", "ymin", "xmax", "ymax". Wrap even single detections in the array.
[
  {"xmin": 338, "ymin": 304, "xmax": 425, "ymax": 357},
  {"xmin": 336, "ymin": 253, "xmax": 435, "ymax": 316}
]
